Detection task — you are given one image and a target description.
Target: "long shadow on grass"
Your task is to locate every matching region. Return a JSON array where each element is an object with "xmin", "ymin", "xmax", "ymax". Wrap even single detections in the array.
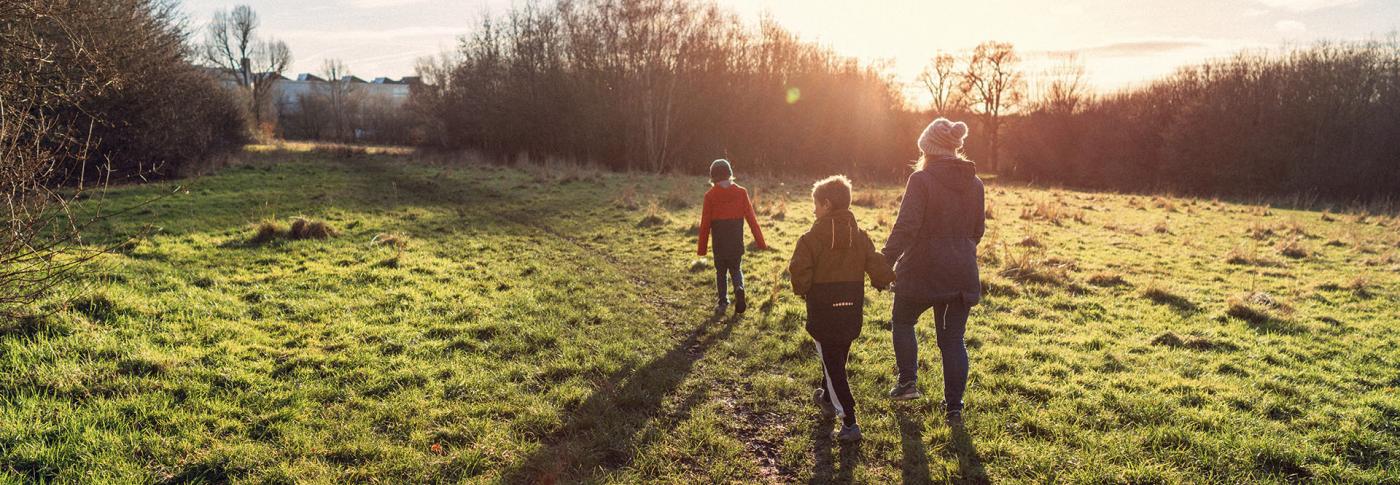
[
  {"xmin": 941, "ymin": 424, "xmax": 989, "ymax": 484},
  {"xmin": 895, "ymin": 407, "xmax": 933, "ymax": 484},
  {"xmin": 808, "ymin": 417, "xmax": 861, "ymax": 484},
  {"xmin": 502, "ymin": 313, "xmax": 741, "ymax": 483}
]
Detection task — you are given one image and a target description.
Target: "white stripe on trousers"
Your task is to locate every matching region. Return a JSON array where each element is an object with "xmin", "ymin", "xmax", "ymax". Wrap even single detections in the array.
[{"xmin": 814, "ymin": 340, "xmax": 845, "ymax": 419}]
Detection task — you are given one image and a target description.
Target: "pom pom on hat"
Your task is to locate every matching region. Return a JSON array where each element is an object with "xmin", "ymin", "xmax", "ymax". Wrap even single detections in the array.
[{"xmin": 918, "ymin": 118, "xmax": 968, "ymax": 154}]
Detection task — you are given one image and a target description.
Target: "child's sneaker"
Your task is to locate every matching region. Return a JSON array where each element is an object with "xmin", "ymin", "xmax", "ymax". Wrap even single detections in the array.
[
  {"xmin": 834, "ymin": 423, "xmax": 862, "ymax": 442},
  {"xmin": 813, "ymin": 388, "xmax": 836, "ymax": 419},
  {"xmin": 888, "ymin": 380, "xmax": 921, "ymax": 401},
  {"xmin": 714, "ymin": 302, "xmax": 728, "ymax": 317},
  {"xmin": 734, "ymin": 290, "xmax": 747, "ymax": 313}
]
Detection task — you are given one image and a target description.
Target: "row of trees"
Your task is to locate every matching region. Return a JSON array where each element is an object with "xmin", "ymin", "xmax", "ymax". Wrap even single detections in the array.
[
  {"xmin": 412, "ymin": 0, "xmax": 1396, "ymax": 200},
  {"xmin": 1009, "ymin": 40, "xmax": 1400, "ymax": 199},
  {"xmin": 414, "ymin": 0, "xmax": 918, "ymax": 178}
]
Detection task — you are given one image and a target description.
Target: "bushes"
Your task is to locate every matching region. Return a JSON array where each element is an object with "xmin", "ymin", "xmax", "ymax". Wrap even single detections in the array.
[
  {"xmin": 92, "ymin": 67, "xmax": 248, "ymax": 177},
  {"xmin": 1009, "ymin": 40, "xmax": 1400, "ymax": 201},
  {"xmin": 4, "ymin": 0, "xmax": 247, "ymax": 181}
]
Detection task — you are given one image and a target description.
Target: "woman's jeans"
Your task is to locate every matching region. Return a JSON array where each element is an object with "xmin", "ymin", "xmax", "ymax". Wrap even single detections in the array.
[{"xmin": 892, "ymin": 294, "xmax": 970, "ymax": 411}]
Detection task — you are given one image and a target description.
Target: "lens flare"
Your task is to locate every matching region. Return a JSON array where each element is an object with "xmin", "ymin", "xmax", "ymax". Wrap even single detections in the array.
[{"xmin": 785, "ymin": 87, "xmax": 801, "ymax": 104}]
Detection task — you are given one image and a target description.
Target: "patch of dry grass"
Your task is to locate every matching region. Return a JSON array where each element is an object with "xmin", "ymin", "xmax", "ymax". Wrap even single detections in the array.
[
  {"xmin": 998, "ymin": 246, "xmax": 1071, "ymax": 286},
  {"xmin": 1020, "ymin": 197, "xmax": 1082, "ymax": 226},
  {"xmin": 770, "ymin": 199, "xmax": 788, "ymax": 221},
  {"xmin": 1225, "ymin": 244, "xmax": 1281, "ymax": 267},
  {"xmin": 1275, "ymin": 236, "xmax": 1310, "ymax": 259},
  {"xmin": 1142, "ymin": 283, "xmax": 1197, "ymax": 312},
  {"xmin": 615, "ymin": 185, "xmax": 642, "ymax": 210},
  {"xmin": 1278, "ymin": 219, "xmax": 1308, "ymax": 237},
  {"xmin": 247, "ymin": 217, "xmax": 335, "ymax": 244},
  {"xmin": 370, "ymin": 233, "xmax": 408, "ymax": 250},
  {"xmin": 289, "ymin": 217, "xmax": 335, "ymax": 240},
  {"xmin": 1087, "ymin": 271, "xmax": 1128, "ymax": 287},
  {"xmin": 1226, "ymin": 291, "xmax": 1293, "ymax": 325},
  {"xmin": 637, "ymin": 199, "xmax": 668, "ymax": 228},
  {"xmin": 248, "ymin": 220, "xmax": 284, "ymax": 245},
  {"xmin": 1246, "ymin": 222, "xmax": 1275, "ymax": 240},
  {"xmin": 661, "ymin": 185, "xmax": 692, "ymax": 211},
  {"xmin": 1150, "ymin": 332, "xmax": 1238, "ymax": 351},
  {"xmin": 851, "ymin": 191, "xmax": 883, "ymax": 208}
]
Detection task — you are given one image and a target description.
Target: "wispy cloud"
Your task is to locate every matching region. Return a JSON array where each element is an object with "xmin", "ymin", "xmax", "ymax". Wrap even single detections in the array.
[
  {"xmin": 1075, "ymin": 40, "xmax": 1208, "ymax": 58},
  {"xmin": 348, "ymin": 0, "xmax": 434, "ymax": 8},
  {"xmin": 1275, "ymin": 20, "xmax": 1308, "ymax": 34},
  {"xmin": 276, "ymin": 26, "xmax": 465, "ymax": 41},
  {"xmin": 1253, "ymin": 0, "xmax": 1363, "ymax": 12}
]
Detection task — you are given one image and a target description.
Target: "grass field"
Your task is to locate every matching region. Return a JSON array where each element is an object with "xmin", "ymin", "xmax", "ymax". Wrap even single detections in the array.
[{"xmin": 3, "ymin": 145, "xmax": 1399, "ymax": 483}]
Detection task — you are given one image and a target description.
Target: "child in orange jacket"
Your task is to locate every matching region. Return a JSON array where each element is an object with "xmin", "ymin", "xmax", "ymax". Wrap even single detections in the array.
[{"xmin": 698, "ymin": 159, "xmax": 767, "ymax": 315}]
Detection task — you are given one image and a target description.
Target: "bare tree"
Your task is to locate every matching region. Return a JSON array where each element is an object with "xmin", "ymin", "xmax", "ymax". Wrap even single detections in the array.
[
  {"xmin": 201, "ymin": 5, "xmax": 292, "ymax": 128},
  {"xmin": 320, "ymin": 59, "xmax": 360, "ymax": 141},
  {"xmin": 919, "ymin": 51, "xmax": 968, "ymax": 115},
  {"xmin": 963, "ymin": 41, "xmax": 1025, "ymax": 174},
  {"xmin": 1037, "ymin": 53, "xmax": 1089, "ymax": 116}
]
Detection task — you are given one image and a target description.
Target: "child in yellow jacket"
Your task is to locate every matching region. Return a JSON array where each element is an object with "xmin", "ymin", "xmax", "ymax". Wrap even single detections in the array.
[{"xmin": 788, "ymin": 175, "xmax": 895, "ymax": 442}]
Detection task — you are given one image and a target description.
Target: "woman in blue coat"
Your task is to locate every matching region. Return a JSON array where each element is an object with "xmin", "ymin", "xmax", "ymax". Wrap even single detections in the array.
[{"xmin": 881, "ymin": 118, "xmax": 986, "ymax": 425}]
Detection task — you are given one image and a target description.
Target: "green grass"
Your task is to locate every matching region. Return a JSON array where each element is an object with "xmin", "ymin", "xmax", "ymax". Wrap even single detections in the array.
[{"xmin": 3, "ymin": 146, "xmax": 1398, "ymax": 483}]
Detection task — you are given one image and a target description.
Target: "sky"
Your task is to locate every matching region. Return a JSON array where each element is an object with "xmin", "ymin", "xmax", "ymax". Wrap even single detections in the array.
[{"xmin": 179, "ymin": 0, "xmax": 1399, "ymax": 100}]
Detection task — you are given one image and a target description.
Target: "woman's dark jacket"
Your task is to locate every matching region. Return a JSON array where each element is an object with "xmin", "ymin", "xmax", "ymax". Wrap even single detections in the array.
[{"xmin": 881, "ymin": 157, "xmax": 986, "ymax": 305}]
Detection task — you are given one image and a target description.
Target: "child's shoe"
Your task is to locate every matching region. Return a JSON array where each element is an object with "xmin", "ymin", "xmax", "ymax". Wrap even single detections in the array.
[
  {"xmin": 813, "ymin": 388, "xmax": 836, "ymax": 419},
  {"xmin": 714, "ymin": 302, "xmax": 728, "ymax": 317},
  {"xmin": 834, "ymin": 423, "xmax": 862, "ymax": 442},
  {"xmin": 734, "ymin": 290, "xmax": 747, "ymax": 313}
]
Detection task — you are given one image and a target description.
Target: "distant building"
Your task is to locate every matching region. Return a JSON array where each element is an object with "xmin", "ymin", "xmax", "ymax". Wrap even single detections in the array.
[
  {"xmin": 201, "ymin": 67, "xmax": 422, "ymax": 142},
  {"xmin": 201, "ymin": 67, "xmax": 420, "ymax": 114},
  {"xmin": 273, "ymin": 73, "xmax": 420, "ymax": 114}
]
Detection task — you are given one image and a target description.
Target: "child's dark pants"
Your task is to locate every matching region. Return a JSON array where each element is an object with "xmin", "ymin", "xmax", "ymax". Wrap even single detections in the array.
[
  {"xmin": 714, "ymin": 257, "xmax": 744, "ymax": 306},
  {"xmin": 807, "ymin": 282, "xmax": 865, "ymax": 427},
  {"xmin": 815, "ymin": 338, "xmax": 858, "ymax": 426}
]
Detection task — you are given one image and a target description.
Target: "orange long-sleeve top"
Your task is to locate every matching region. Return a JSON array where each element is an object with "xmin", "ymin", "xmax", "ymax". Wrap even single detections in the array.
[{"xmin": 697, "ymin": 183, "xmax": 767, "ymax": 256}]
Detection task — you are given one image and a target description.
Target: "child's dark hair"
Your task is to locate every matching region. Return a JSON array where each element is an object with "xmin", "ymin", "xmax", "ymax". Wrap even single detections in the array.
[
  {"xmin": 811, "ymin": 175, "xmax": 852, "ymax": 210},
  {"xmin": 709, "ymin": 159, "xmax": 733, "ymax": 184}
]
